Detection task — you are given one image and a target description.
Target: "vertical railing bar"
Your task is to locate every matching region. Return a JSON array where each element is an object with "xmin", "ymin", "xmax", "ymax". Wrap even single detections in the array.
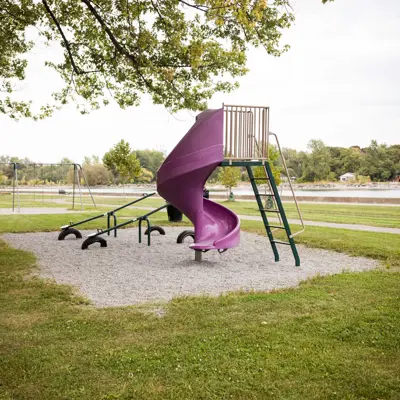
[
  {"xmin": 264, "ymin": 108, "xmax": 267, "ymax": 158},
  {"xmin": 248, "ymin": 107, "xmax": 251, "ymax": 159},
  {"xmin": 238, "ymin": 107, "xmax": 242, "ymax": 158},
  {"xmin": 241, "ymin": 107, "xmax": 244, "ymax": 158},
  {"xmin": 257, "ymin": 108, "xmax": 262, "ymax": 158},
  {"xmin": 223, "ymin": 107, "xmax": 227, "ymax": 158},
  {"xmin": 250, "ymin": 107, "xmax": 253, "ymax": 159},
  {"xmin": 241, "ymin": 106, "xmax": 244, "ymax": 158},
  {"xmin": 229, "ymin": 106, "xmax": 233, "ymax": 157},
  {"xmin": 224, "ymin": 106, "xmax": 227, "ymax": 158},
  {"xmin": 244, "ymin": 107, "xmax": 249, "ymax": 158},
  {"xmin": 251, "ymin": 108, "xmax": 254, "ymax": 158},
  {"xmin": 262, "ymin": 108, "xmax": 265, "ymax": 158},
  {"xmin": 234, "ymin": 106, "xmax": 238, "ymax": 158},
  {"xmin": 240, "ymin": 107, "xmax": 246, "ymax": 158},
  {"xmin": 254, "ymin": 107, "xmax": 256, "ymax": 158},
  {"xmin": 249, "ymin": 109, "xmax": 252, "ymax": 158},
  {"xmin": 250, "ymin": 108, "xmax": 253, "ymax": 158},
  {"xmin": 267, "ymin": 107, "xmax": 270, "ymax": 158}
]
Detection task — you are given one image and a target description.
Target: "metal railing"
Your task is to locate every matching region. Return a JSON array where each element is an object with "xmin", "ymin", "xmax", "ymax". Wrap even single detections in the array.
[
  {"xmin": 223, "ymin": 104, "xmax": 269, "ymax": 160},
  {"xmin": 269, "ymin": 132, "xmax": 305, "ymax": 238}
]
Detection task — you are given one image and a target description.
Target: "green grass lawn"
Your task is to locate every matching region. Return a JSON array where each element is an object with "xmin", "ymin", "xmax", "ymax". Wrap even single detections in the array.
[
  {"xmin": 3, "ymin": 194, "xmax": 400, "ymax": 228},
  {"xmin": 0, "ymin": 239, "xmax": 399, "ymax": 399},
  {"xmin": 0, "ymin": 193, "xmax": 96, "ymax": 210},
  {"xmin": 81, "ymin": 195, "xmax": 400, "ymax": 228},
  {"xmin": 1, "ymin": 204, "xmax": 400, "ymax": 398},
  {"xmin": 241, "ymin": 220, "xmax": 400, "ymax": 267},
  {"xmin": 223, "ymin": 201, "xmax": 400, "ymax": 228}
]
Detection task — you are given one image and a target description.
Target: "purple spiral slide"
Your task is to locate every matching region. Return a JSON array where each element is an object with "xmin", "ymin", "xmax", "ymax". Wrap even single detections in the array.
[{"xmin": 157, "ymin": 108, "xmax": 240, "ymax": 251}]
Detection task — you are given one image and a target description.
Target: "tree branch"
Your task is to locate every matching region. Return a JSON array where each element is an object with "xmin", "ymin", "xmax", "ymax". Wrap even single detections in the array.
[
  {"xmin": 178, "ymin": 1, "xmax": 208, "ymax": 12},
  {"xmin": 41, "ymin": 0, "xmax": 82, "ymax": 75},
  {"xmin": 178, "ymin": 1, "xmax": 239, "ymax": 12},
  {"xmin": 80, "ymin": 0, "xmax": 184, "ymax": 99},
  {"xmin": 80, "ymin": 0, "xmax": 137, "ymax": 63},
  {"xmin": 150, "ymin": 0, "xmax": 169, "ymax": 28}
]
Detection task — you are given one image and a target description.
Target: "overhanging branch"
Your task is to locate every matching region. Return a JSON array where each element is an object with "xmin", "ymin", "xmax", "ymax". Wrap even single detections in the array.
[
  {"xmin": 42, "ymin": 0, "xmax": 82, "ymax": 75},
  {"xmin": 80, "ymin": 0, "xmax": 186, "ymax": 101}
]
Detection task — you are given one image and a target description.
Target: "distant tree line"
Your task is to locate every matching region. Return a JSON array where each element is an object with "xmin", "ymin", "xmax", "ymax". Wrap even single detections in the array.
[
  {"xmin": 1, "ymin": 139, "xmax": 398, "ymax": 187},
  {"xmin": 283, "ymin": 140, "xmax": 399, "ymax": 183}
]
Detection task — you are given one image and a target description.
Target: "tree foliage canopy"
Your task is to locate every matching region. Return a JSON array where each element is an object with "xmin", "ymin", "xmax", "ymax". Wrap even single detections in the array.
[
  {"xmin": 219, "ymin": 166, "xmax": 241, "ymax": 191},
  {"xmin": 1, "ymin": 0, "xmax": 331, "ymax": 120},
  {"xmin": 282, "ymin": 140, "xmax": 399, "ymax": 183},
  {"xmin": 102, "ymin": 139, "xmax": 141, "ymax": 182},
  {"xmin": 254, "ymin": 144, "xmax": 281, "ymax": 185},
  {"xmin": 134, "ymin": 149, "xmax": 165, "ymax": 177}
]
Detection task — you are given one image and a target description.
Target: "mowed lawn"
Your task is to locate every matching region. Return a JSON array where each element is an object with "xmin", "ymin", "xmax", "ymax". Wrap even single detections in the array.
[
  {"xmin": 224, "ymin": 201, "xmax": 400, "ymax": 229},
  {"xmin": 2, "ymin": 193, "xmax": 400, "ymax": 228},
  {"xmin": 0, "ymin": 237, "xmax": 399, "ymax": 399},
  {"xmin": 0, "ymin": 193, "xmax": 96, "ymax": 210},
  {"xmin": 79, "ymin": 195, "xmax": 400, "ymax": 228}
]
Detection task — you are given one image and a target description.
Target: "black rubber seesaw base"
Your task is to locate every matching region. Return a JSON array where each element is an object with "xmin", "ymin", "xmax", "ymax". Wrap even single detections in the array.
[
  {"xmin": 144, "ymin": 226, "xmax": 165, "ymax": 236},
  {"xmin": 176, "ymin": 230, "xmax": 195, "ymax": 243},
  {"xmin": 81, "ymin": 234, "xmax": 107, "ymax": 250},
  {"xmin": 58, "ymin": 227, "xmax": 83, "ymax": 240},
  {"xmin": 81, "ymin": 225, "xmax": 166, "ymax": 250}
]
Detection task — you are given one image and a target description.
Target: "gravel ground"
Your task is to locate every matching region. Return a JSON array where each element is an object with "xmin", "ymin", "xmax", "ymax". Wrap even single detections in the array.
[{"xmin": 2, "ymin": 227, "xmax": 378, "ymax": 307}]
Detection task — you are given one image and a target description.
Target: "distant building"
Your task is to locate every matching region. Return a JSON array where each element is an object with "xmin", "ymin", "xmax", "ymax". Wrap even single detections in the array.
[
  {"xmin": 350, "ymin": 146, "xmax": 366, "ymax": 154},
  {"xmin": 340, "ymin": 172, "xmax": 355, "ymax": 182}
]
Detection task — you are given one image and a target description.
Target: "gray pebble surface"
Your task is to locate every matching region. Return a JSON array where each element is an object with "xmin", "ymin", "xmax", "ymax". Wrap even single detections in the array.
[{"xmin": 2, "ymin": 228, "xmax": 378, "ymax": 307}]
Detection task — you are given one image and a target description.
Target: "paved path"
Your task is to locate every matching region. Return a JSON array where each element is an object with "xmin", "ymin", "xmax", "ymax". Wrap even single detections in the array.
[
  {"xmin": 238, "ymin": 214, "xmax": 400, "ymax": 234},
  {"xmin": 2, "ymin": 205, "xmax": 399, "ymax": 234},
  {"xmin": 0, "ymin": 207, "xmax": 83, "ymax": 215}
]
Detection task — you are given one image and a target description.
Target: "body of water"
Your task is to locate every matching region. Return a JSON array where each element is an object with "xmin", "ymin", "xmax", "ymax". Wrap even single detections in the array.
[{"xmin": 4, "ymin": 186, "xmax": 400, "ymax": 199}]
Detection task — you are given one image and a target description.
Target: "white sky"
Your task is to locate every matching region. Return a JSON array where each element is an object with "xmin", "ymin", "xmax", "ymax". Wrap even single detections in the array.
[{"xmin": 1, "ymin": 0, "xmax": 399, "ymax": 163}]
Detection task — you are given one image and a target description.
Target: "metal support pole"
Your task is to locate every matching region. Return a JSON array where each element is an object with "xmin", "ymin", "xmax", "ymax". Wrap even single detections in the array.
[
  {"xmin": 16, "ymin": 166, "xmax": 20, "ymax": 212},
  {"xmin": 113, "ymin": 214, "xmax": 117, "ymax": 237},
  {"xmin": 78, "ymin": 164, "xmax": 96, "ymax": 208},
  {"xmin": 50, "ymin": 164, "xmax": 53, "ymax": 202},
  {"xmin": 195, "ymin": 250, "xmax": 202, "ymax": 262},
  {"xmin": 12, "ymin": 163, "xmax": 15, "ymax": 212},
  {"xmin": 75, "ymin": 165, "xmax": 83, "ymax": 211},
  {"xmin": 72, "ymin": 164, "xmax": 76, "ymax": 210},
  {"xmin": 146, "ymin": 219, "xmax": 151, "ymax": 246},
  {"xmin": 138, "ymin": 219, "xmax": 142, "ymax": 243}
]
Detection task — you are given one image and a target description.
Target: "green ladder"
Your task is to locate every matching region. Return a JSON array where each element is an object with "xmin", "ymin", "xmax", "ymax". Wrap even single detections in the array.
[{"xmin": 247, "ymin": 162, "xmax": 301, "ymax": 267}]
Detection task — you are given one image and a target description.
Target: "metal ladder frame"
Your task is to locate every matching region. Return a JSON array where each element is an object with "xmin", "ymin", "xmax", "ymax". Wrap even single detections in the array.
[
  {"xmin": 247, "ymin": 162, "xmax": 300, "ymax": 267},
  {"xmin": 221, "ymin": 159, "xmax": 301, "ymax": 266}
]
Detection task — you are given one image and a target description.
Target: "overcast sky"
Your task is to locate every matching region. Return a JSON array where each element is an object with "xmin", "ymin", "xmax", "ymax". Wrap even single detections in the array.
[{"xmin": 1, "ymin": 0, "xmax": 399, "ymax": 163}]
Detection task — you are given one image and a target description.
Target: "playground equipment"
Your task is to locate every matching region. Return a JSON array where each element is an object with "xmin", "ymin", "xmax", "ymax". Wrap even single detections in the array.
[
  {"xmin": 58, "ymin": 192, "xmax": 158, "ymax": 240},
  {"xmin": 69, "ymin": 183, "xmax": 209, "ymax": 250},
  {"xmin": 0, "ymin": 162, "xmax": 95, "ymax": 211},
  {"xmin": 157, "ymin": 104, "xmax": 304, "ymax": 265},
  {"xmin": 57, "ymin": 192, "xmax": 168, "ymax": 248},
  {"xmin": 80, "ymin": 203, "xmax": 168, "ymax": 249}
]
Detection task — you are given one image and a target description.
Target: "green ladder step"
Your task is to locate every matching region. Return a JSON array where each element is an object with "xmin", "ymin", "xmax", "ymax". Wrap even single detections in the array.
[{"xmin": 271, "ymin": 240, "xmax": 291, "ymax": 245}]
